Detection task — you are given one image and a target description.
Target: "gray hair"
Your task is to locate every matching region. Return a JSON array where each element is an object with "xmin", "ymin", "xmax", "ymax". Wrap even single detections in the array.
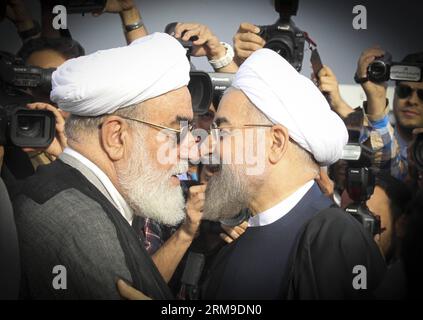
[
  {"xmin": 290, "ymin": 141, "xmax": 320, "ymax": 176},
  {"xmin": 65, "ymin": 103, "xmax": 143, "ymax": 143},
  {"xmin": 245, "ymin": 97, "xmax": 319, "ymax": 176}
]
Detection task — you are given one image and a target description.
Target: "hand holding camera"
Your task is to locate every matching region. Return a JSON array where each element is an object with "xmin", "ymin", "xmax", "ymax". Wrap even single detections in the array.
[
  {"xmin": 357, "ymin": 47, "xmax": 388, "ymax": 98},
  {"xmin": 174, "ymin": 23, "xmax": 226, "ymax": 61},
  {"xmin": 233, "ymin": 22, "xmax": 266, "ymax": 66},
  {"xmin": 356, "ymin": 47, "xmax": 389, "ymax": 118},
  {"xmin": 22, "ymin": 102, "xmax": 67, "ymax": 158}
]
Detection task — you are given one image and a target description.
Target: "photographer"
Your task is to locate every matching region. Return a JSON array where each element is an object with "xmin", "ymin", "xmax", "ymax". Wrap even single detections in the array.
[
  {"xmin": 355, "ymin": 48, "xmax": 423, "ymax": 181},
  {"xmin": 174, "ymin": 22, "xmax": 238, "ymax": 73}
]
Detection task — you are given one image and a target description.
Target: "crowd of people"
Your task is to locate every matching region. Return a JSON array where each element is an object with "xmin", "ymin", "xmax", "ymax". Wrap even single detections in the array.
[{"xmin": 0, "ymin": 0, "xmax": 422, "ymax": 300}]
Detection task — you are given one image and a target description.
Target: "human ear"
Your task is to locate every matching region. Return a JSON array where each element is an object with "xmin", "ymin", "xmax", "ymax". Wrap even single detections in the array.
[
  {"xmin": 100, "ymin": 116, "xmax": 129, "ymax": 161},
  {"xmin": 268, "ymin": 125, "xmax": 289, "ymax": 164}
]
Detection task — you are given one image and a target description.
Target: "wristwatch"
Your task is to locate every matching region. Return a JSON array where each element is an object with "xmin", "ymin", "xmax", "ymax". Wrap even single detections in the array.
[
  {"xmin": 208, "ymin": 42, "xmax": 234, "ymax": 70},
  {"xmin": 124, "ymin": 19, "xmax": 144, "ymax": 33},
  {"xmin": 354, "ymin": 72, "xmax": 369, "ymax": 84}
]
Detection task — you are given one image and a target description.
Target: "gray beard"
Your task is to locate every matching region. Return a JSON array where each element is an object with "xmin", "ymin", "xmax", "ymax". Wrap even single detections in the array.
[
  {"xmin": 203, "ymin": 164, "xmax": 251, "ymax": 221},
  {"xmin": 117, "ymin": 132, "xmax": 188, "ymax": 226}
]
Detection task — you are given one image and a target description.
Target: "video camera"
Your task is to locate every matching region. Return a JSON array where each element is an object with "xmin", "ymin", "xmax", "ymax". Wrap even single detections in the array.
[
  {"xmin": 257, "ymin": 0, "xmax": 306, "ymax": 71},
  {"xmin": 367, "ymin": 52, "xmax": 423, "ymax": 83},
  {"xmin": 0, "ymin": 52, "xmax": 55, "ymax": 148},
  {"xmin": 165, "ymin": 23, "xmax": 235, "ymax": 115},
  {"xmin": 341, "ymin": 110, "xmax": 381, "ymax": 236}
]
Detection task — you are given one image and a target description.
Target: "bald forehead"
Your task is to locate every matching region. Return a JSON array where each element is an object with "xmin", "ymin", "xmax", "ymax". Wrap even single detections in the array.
[
  {"xmin": 215, "ymin": 88, "xmax": 252, "ymax": 126},
  {"xmin": 142, "ymin": 86, "xmax": 193, "ymax": 124}
]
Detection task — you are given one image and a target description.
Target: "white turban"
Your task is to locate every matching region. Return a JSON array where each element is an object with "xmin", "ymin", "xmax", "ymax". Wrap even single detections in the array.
[
  {"xmin": 232, "ymin": 49, "xmax": 348, "ymax": 165},
  {"xmin": 50, "ymin": 32, "xmax": 190, "ymax": 116}
]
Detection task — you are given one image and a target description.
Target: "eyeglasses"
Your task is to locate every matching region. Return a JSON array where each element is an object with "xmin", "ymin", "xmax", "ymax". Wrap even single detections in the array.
[
  {"xmin": 396, "ymin": 85, "xmax": 423, "ymax": 101},
  {"xmin": 118, "ymin": 116, "xmax": 194, "ymax": 144},
  {"xmin": 209, "ymin": 122, "xmax": 274, "ymax": 140}
]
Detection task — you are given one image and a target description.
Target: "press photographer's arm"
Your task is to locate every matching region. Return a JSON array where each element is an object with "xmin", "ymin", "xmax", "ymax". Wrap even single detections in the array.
[
  {"xmin": 356, "ymin": 47, "xmax": 389, "ymax": 120},
  {"xmin": 174, "ymin": 22, "xmax": 238, "ymax": 73}
]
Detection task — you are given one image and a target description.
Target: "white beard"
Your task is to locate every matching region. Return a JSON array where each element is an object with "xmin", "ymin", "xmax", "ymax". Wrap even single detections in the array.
[
  {"xmin": 118, "ymin": 132, "xmax": 188, "ymax": 226},
  {"xmin": 203, "ymin": 163, "xmax": 251, "ymax": 221}
]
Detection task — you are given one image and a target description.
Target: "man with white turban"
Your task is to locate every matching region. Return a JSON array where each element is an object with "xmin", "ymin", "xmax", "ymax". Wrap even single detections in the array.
[
  {"xmin": 200, "ymin": 49, "xmax": 386, "ymax": 299},
  {"xmin": 13, "ymin": 32, "xmax": 202, "ymax": 299}
]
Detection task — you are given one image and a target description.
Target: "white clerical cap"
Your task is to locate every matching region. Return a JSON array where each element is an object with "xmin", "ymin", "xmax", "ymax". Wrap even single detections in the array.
[
  {"xmin": 50, "ymin": 32, "xmax": 190, "ymax": 116},
  {"xmin": 232, "ymin": 48, "xmax": 348, "ymax": 165}
]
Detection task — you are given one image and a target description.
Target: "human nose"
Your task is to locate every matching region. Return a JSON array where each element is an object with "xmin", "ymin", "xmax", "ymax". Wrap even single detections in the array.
[
  {"xmin": 408, "ymin": 89, "xmax": 420, "ymax": 105},
  {"xmin": 179, "ymin": 130, "xmax": 200, "ymax": 163}
]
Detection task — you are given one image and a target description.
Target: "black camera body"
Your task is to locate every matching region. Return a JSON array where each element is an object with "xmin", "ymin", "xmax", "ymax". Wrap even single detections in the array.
[
  {"xmin": 0, "ymin": 52, "xmax": 55, "ymax": 148},
  {"xmin": 367, "ymin": 52, "xmax": 423, "ymax": 83},
  {"xmin": 344, "ymin": 167, "xmax": 381, "ymax": 236},
  {"xmin": 258, "ymin": 20, "xmax": 305, "ymax": 72},
  {"xmin": 258, "ymin": 0, "xmax": 306, "ymax": 71},
  {"xmin": 341, "ymin": 110, "xmax": 381, "ymax": 236}
]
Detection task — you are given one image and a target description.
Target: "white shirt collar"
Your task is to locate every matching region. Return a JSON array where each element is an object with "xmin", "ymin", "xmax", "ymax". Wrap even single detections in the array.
[
  {"xmin": 62, "ymin": 147, "xmax": 134, "ymax": 225},
  {"xmin": 248, "ymin": 180, "xmax": 315, "ymax": 227}
]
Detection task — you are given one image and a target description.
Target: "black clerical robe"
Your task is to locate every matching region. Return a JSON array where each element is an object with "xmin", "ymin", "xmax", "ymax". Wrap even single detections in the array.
[
  {"xmin": 13, "ymin": 159, "xmax": 172, "ymax": 299},
  {"xmin": 202, "ymin": 183, "xmax": 386, "ymax": 300}
]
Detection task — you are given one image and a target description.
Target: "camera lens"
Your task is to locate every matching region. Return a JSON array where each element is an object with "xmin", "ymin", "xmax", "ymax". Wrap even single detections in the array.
[
  {"xmin": 188, "ymin": 71, "xmax": 213, "ymax": 115},
  {"xmin": 16, "ymin": 115, "xmax": 43, "ymax": 138},
  {"xmin": 9, "ymin": 109, "xmax": 55, "ymax": 148},
  {"xmin": 368, "ymin": 61, "xmax": 389, "ymax": 82},
  {"xmin": 265, "ymin": 39, "xmax": 293, "ymax": 63}
]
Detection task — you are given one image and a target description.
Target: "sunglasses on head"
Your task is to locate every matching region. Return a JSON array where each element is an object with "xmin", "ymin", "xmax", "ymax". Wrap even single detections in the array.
[{"xmin": 396, "ymin": 84, "xmax": 423, "ymax": 101}]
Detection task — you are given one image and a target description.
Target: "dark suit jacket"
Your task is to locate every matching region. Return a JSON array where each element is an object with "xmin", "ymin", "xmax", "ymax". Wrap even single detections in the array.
[{"xmin": 13, "ymin": 160, "xmax": 172, "ymax": 300}]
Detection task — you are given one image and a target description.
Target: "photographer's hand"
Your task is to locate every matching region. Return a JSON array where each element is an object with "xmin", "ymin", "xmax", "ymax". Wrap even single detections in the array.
[
  {"xmin": 94, "ymin": 0, "xmax": 147, "ymax": 44},
  {"xmin": 174, "ymin": 22, "xmax": 238, "ymax": 72},
  {"xmin": 233, "ymin": 22, "xmax": 265, "ymax": 66},
  {"xmin": 220, "ymin": 221, "xmax": 248, "ymax": 244},
  {"xmin": 317, "ymin": 65, "xmax": 354, "ymax": 119},
  {"xmin": 357, "ymin": 47, "xmax": 388, "ymax": 119},
  {"xmin": 150, "ymin": 184, "xmax": 206, "ymax": 282},
  {"xmin": 23, "ymin": 103, "xmax": 67, "ymax": 158},
  {"xmin": 182, "ymin": 184, "xmax": 206, "ymax": 239},
  {"xmin": 117, "ymin": 279, "xmax": 152, "ymax": 300}
]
